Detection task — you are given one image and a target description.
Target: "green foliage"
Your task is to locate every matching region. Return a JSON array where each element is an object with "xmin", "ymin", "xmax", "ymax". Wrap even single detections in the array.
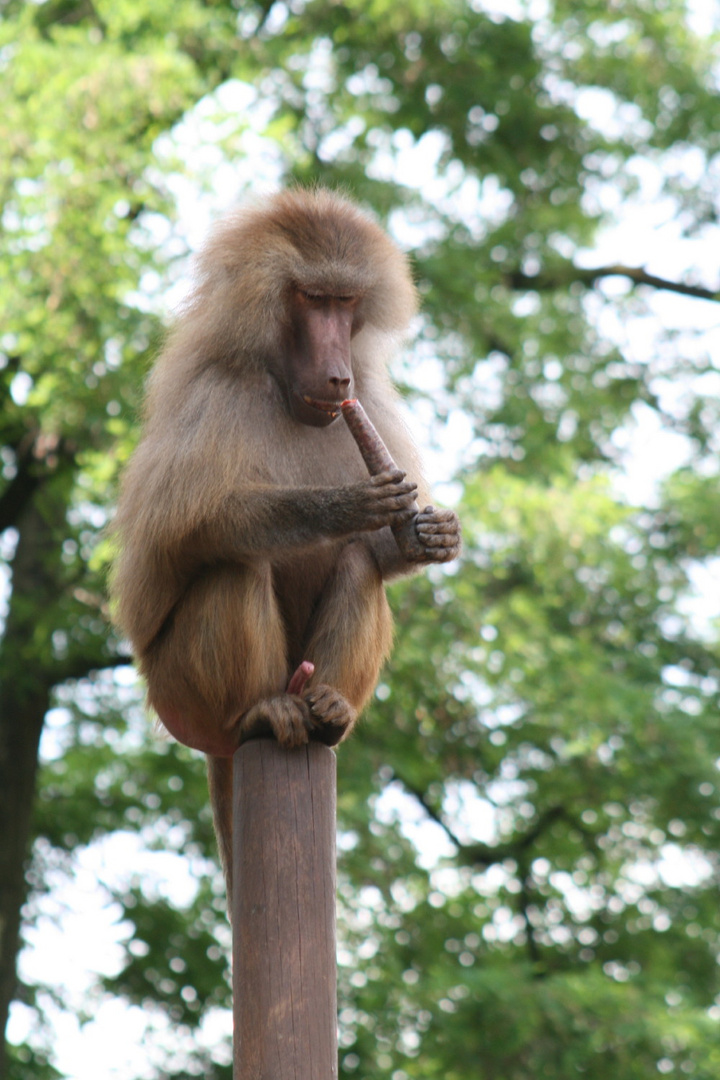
[
  {"xmin": 6, "ymin": 1042, "xmax": 62, "ymax": 1080},
  {"xmin": 102, "ymin": 882, "xmax": 230, "ymax": 1025},
  {"xmin": 2, "ymin": 0, "xmax": 720, "ymax": 1076}
]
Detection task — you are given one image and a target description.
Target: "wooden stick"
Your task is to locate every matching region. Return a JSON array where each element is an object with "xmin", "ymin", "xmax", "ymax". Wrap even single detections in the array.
[
  {"xmin": 341, "ymin": 398, "xmax": 425, "ymax": 561},
  {"xmin": 232, "ymin": 740, "xmax": 338, "ymax": 1079}
]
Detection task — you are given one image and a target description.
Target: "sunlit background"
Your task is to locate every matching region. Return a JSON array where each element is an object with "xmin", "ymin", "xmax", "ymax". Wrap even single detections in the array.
[{"xmin": 3, "ymin": 1, "xmax": 720, "ymax": 1077}]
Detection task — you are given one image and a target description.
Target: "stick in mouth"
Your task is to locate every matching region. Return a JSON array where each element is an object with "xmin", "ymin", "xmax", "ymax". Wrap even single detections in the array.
[{"xmin": 340, "ymin": 398, "xmax": 425, "ymax": 562}]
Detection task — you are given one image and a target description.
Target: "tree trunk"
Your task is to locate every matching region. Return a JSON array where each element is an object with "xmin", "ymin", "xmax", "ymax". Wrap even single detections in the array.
[{"xmin": 0, "ymin": 501, "xmax": 58, "ymax": 1072}]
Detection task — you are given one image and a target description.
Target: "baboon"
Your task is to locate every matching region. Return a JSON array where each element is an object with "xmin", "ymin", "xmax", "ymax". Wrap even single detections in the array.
[{"xmin": 111, "ymin": 187, "xmax": 461, "ymax": 894}]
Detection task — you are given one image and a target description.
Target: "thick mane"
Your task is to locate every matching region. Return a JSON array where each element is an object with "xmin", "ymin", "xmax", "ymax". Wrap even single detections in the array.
[
  {"xmin": 195, "ymin": 190, "xmax": 413, "ymax": 345},
  {"xmin": 144, "ymin": 189, "xmax": 417, "ymax": 420}
]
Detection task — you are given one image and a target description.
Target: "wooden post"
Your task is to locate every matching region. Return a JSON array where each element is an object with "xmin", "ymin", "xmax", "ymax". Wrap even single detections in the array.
[{"xmin": 232, "ymin": 740, "xmax": 338, "ymax": 1079}]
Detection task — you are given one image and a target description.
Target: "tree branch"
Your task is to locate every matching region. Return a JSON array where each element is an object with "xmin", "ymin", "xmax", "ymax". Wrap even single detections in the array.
[
  {"xmin": 389, "ymin": 769, "xmax": 466, "ymax": 850},
  {"xmin": 390, "ymin": 768, "xmax": 568, "ymax": 870},
  {"xmin": 517, "ymin": 860, "xmax": 543, "ymax": 970},
  {"xmin": 458, "ymin": 805, "xmax": 567, "ymax": 869},
  {"xmin": 50, "ymin": 651, "xmax": 134, "ymax": 686},
  {"xmin": 506, "ymin": 264, "xmax": 720, "ymax": 302}
]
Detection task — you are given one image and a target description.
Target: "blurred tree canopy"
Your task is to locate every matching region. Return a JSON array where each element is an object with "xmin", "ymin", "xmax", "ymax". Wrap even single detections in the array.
[{"xmin": 2, "ymin": 0, "xmax": 720, "ymax": 1076}]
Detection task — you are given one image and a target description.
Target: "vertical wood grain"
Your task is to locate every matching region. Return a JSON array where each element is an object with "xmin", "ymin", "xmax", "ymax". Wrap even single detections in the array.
[{"xmin": 232, "ymin": 740, "xmax": 338, "ymax": 1079}]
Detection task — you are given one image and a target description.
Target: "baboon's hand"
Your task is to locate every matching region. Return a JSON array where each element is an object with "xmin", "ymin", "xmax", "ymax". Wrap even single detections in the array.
[
  {"xmin": 345, "ymin": 470, "xmax": 418, "ymax": 532},
  {"xmin": 414, "ymin": 506, "xmax": 462, "ymax": 564},
  {"xmin": 305, "ymin": 684, "xmax": 357, "ymax": 746}
]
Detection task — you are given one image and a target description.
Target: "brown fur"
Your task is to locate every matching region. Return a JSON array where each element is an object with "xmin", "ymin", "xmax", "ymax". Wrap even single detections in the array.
[{"xmin": 111, "ymin": 188, "xmax": 460, "ymax": 901}]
